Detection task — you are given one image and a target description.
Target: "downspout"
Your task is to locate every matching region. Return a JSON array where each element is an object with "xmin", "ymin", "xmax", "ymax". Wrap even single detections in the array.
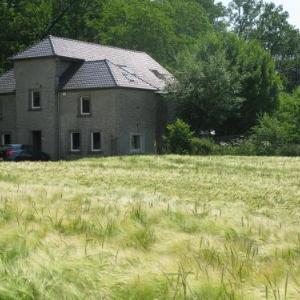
[{"xmin": 57, "ymin": 91, "xmax": 61, "ymax": 160}]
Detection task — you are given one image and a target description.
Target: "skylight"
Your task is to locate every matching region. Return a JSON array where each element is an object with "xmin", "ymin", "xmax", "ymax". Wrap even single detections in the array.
[{"xmin": 118, "ymin": 65, "xmax": 135, "ymax": 75}]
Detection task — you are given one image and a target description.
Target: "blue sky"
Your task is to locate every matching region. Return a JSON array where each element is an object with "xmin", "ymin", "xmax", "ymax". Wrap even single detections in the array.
[{"xmin": 219, "ymin": 0, "xmax": 300, "ymax": 29}]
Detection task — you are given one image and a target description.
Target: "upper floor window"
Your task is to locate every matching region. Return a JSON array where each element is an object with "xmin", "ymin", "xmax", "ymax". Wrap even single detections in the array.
[
  {"xmin": 80, "ymin": 96, "xmax": 91, "ymax": 115},
  {"xmin": 0, "ymin": 100, "xmax": 2, "ymax": 120},
  {"xmin": 31, "ymin": 90, "xmax": 41, "ymax": 110}
]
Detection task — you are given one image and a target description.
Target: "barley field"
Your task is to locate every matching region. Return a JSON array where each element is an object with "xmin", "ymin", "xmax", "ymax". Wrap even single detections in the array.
[{"xmin": 0, "ymin": 155, "xmax": 299, "ymax": 299}]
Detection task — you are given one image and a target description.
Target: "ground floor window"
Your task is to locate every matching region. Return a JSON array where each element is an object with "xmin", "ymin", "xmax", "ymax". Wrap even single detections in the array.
[
  {"xmin": 1, "ymin": 133, "xmax": 11, "ymax": 145},
  {"xmin": 91, "ymin": 132, "xmax": 102, "ymax": 152},
  {"xmin": 71, "ymin": 132, "xmax": 80, "ymax": 152},
  {"xmin": 130, "ymin": 133, "xmax": 144, "ymax": 153}
]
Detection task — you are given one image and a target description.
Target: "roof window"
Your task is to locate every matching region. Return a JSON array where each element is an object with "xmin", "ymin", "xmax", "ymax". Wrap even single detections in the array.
[{"xmin": 118, "ymin": 65, "xmax": 135, "ymax": 75}]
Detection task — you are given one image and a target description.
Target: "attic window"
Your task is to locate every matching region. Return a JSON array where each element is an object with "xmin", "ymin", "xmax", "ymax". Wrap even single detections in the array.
[{"xmin": 150, "ymin": 69, "xmax": 166, "ymax": 80}]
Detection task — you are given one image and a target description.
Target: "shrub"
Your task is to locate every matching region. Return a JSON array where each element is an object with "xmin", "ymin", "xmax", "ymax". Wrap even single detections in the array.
[
  {"xmin": 251, "ymin": 114, "xmax": 293, "ymax": 145},
  {"xmin": 191, "ymin": 137, "xmax": 217, "ymax": 155},
  {"xmin": 276, "ymin": 144, "xmax": 300, "ymax": 157},
  {"xmin": 164, "ymin": 119, "xmax": 194, "ymax": 154}
]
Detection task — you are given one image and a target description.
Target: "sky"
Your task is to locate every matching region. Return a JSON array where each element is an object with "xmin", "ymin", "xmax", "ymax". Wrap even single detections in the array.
[{"xmin": 219, "ymin": 0, "xmax": 300, "ymax": 29}]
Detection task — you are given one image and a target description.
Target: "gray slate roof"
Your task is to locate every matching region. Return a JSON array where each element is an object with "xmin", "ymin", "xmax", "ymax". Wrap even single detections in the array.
[
  {"xmin": 0, "ymin": 70, "xmax": 15, "ymax": 94},
  {"xmin": 60, "ymin": 60, "xmax": 157, "ymax": 91},
  {"xmin": 10, "ymin": 35, "xmax": 172, "ymax": 91}
]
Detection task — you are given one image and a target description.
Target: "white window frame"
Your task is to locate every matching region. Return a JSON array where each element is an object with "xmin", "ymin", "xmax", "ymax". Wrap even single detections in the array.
[
  {"xmin": 91, "ymin": 131, "xmax": 102, "ymax": 152},
  {"xmin": 80, "ymin": 96, "xmax": 91, "ymax": 115},
  {"xmin": 1, "ymin": 133, "xmax": 11, "ymax": 145},
  {"xmin": 31, "ymin": 90, "xmax": 41, "ymax": 109},
  {"xmin": 70, "ymin": 132, "xmax": 80, "ymax": 152},
  {"xmin": 130, "ymin": 133, "xmax": 145, "ymax": 154}
]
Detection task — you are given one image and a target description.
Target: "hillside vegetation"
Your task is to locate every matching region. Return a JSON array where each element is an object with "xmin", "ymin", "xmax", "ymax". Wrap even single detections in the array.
[{"xmin": 0, "ymin": 156, "xmax": 300, "ymax": 299}]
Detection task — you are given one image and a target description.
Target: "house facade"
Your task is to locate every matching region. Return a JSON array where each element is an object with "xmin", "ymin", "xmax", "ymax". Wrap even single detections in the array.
[{"xmin": 0, "ymin": 36, "xmax": 174, "ymax": 159}]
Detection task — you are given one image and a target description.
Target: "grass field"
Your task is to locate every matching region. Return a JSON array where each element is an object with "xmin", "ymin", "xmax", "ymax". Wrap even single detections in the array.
[{"xmin": 0, "ymin": 155, "xmax": 300, "ymax": 299}]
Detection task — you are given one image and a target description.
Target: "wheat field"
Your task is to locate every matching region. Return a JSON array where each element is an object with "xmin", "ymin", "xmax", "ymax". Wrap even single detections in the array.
[{"xmin": 0, "ymin": 155, "xmax": 300, "ymax": 299}]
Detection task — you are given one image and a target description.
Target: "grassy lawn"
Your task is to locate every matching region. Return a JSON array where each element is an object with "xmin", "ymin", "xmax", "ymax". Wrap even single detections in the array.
[{"xmin": 0, "ymin": 155, "xmax": 300, "ymax": 299}]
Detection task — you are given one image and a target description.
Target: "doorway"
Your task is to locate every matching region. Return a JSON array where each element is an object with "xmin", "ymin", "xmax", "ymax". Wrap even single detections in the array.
[{"xmin": 32, "ymin": 131, "xmax": 42, "ymax": 151}]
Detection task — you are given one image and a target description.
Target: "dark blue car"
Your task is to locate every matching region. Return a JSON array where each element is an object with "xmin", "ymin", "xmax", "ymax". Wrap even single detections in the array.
[{"xmin": 0, "ymin": 144, "xmax": 50, "ymax": 161}]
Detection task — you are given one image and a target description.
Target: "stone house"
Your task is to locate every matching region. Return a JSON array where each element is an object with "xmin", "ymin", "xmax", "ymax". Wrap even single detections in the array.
[{"xmin": 0, "ymin": 36, "xmax": 174, "ymax": 159}]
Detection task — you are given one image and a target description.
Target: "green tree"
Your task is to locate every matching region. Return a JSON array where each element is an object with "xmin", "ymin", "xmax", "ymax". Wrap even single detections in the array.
[
  {"xmin": 234, "ymin": 39, "xmax": 281, "ymax": 132},
  {"xmin": 227, "ymin": 0, "xmax": 300, "ymax": 90},
  {"xmin": 167, "ymin": 32, "xmax": 244, "ymax": 134},
  {"xmin": 91, "ymin": 0, "xmax": 212, "ymax": 66},
  {"xmin": 168, "ymin": 32, "xmax": 280, "ymax": 135},
  {"xmin": 227, "ymin": 0, "xmax": 263, "ymax": 37}
]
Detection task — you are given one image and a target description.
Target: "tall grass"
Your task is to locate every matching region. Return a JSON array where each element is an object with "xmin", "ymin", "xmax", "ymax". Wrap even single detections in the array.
[{"xmin": 0, "ymin": 155, "xmax": 299, "ymax": 299}]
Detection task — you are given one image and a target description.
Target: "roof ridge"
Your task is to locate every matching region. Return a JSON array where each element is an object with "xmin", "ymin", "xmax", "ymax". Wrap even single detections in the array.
[
  {"xmin": 103, "ymin": 59, "xmax": 118, "ymax": 87},
  {"xmin": 48, "ymin": 35, "xmax": 57, "ymax": 56},
  {"xmin": 9, "ymin": 36, "xmax": 55, "ymax": 60},
  {"xmin": 50, "ymin": 35, "xmax": 147, "ymax": 55},
  {"xmin": 107, "ymin": 60, "xmax": 158, "ymax": 90}
]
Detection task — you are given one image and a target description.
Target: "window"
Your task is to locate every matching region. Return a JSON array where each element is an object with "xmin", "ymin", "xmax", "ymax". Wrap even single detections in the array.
[
  {"xmin": 31, "ymin": 91, "xmax": 41, "ymax": 109},
  {"xmin": 71, "ymin": 132, "xmax": 80, "ymax": 152},
  {"xmin": 91, "ymin": 132, "xmax": 102, "ymax": 152},
  {"xmin": 1, "ymin": 133, "xmax": 11, "ymax": 145},
  {"xmin": 118, "ymin": 65, "xmax": 135, "ymax": 74},
  {"xmin": 130, "ymin": 134, "xmax": 144, "ymax": 153},
  {"xmin": 80, "ymin": 96, "xmax": 91, "ymax": 115}
]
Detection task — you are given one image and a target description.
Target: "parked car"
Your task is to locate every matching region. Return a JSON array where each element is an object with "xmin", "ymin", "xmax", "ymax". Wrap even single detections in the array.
[{"xmin": 0, "ymin": 144, "xmax": 50, "ymax": 161}]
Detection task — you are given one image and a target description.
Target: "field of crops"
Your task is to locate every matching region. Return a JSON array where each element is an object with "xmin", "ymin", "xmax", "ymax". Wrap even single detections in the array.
[{"xmin": 0, "ymin": 155, "xmax": 299, "ymax": 299}]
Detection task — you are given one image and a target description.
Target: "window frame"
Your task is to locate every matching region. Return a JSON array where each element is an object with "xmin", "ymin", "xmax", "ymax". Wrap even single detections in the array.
[
  {"xmin": 91, "ymin": 131, "xmax": 102, "ymax": 152},
  {"xmin": 0, "ymin": 100, "xmax": 2, "ymax": 120},
  {"xmin": 70, "ymin": 132, "xmax": 81, "ymax": 152},
  {"xmin": 31, "ymin": 90, "xmax": 41, "ymax": 110},
  {"xmin": 130, "ymin": 133, "xmax": 144, "ymax": 154},
  {"xmin": 80, "ymin": 96, "xmax": 91, "ymax": 116},
  {"xmin": 1, "ymin": 132, "xmax": 11, "ymax": 145}
]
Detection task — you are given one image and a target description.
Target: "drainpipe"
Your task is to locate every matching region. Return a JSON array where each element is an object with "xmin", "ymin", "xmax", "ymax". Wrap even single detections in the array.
[{"xmin": 57, "ymin": 91, "xmax": 61, "ymax": 160}]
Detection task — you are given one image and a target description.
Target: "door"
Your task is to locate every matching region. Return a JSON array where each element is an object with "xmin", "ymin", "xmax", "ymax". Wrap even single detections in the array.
[{"xmin": 32, "ymin": 131, "xmax": 42, "ymax": 152}]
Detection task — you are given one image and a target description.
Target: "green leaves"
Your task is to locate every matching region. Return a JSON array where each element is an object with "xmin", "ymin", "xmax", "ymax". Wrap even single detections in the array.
[{"xmin": 167, "ymin": 32, "xmax": 245, "ymax": 133}]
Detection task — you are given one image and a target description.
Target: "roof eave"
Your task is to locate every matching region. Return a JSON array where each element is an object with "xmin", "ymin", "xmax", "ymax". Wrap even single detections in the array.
[
  {"xmin": 59, "ymin": 86, "xmax": 158, "ymax": 93},
  {"xmin": 9, "ymin": 54, "xmax": 84, "ymax": 63},
  {"xmin": 0, "ymin": 91, "xmax": 16, "ymax": 95}
]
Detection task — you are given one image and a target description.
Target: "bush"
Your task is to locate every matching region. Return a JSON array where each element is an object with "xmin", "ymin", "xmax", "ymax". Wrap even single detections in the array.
[
  {"xmin": 275, "ymin": 144, "xmax": 300, "ymax": 157},
  {"xmin": 164, "ymin": 119, "xmax": 194, "ymax": 154},
  {"xmin": 191, "ymin": 138, "xmax": 217, "ymax": 155},
  {"xmin": 251, "ymin": 114, "xmax": 293, "ymax": 145}
]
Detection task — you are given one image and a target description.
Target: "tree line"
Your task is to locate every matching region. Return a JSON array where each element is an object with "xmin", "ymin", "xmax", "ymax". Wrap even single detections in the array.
[{"xmin": 1, "ymin": 0, "xmax": 299, "ymax": 149}]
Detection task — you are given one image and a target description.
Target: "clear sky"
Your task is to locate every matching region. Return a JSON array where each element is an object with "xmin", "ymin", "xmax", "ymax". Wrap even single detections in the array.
[{"xmin": 219, "ymin": 0, "xmax": 300, "ymax": 29}]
